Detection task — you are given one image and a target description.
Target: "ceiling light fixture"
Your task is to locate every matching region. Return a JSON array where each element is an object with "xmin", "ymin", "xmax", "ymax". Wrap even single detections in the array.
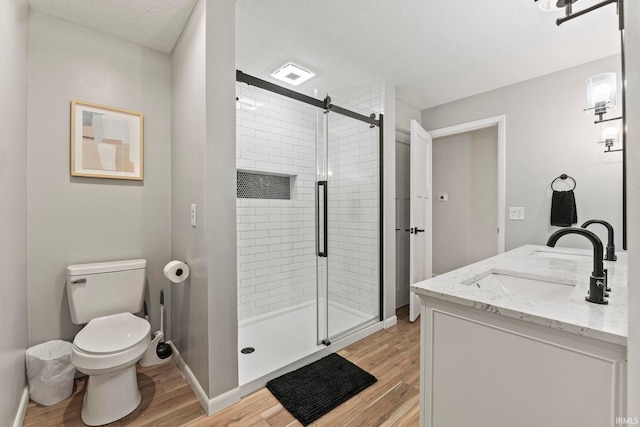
[{"xmin": 270, "ymin": 62, "xmax": 316, "ymax": 86}]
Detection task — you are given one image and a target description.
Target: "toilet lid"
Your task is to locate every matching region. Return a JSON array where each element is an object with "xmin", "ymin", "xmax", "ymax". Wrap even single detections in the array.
[{"xmin": 74, "ymin": 312, "xmax": 150, "ymax": 354}]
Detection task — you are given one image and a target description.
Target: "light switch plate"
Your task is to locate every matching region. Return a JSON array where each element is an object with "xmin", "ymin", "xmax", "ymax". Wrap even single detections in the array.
[
  {"xmin": 191, "ymin": 204, "xmax": 197, "ymax": 227},
  {"xmin": 509, "ymin": 207, "xmax": 525, "ymax": 220}
]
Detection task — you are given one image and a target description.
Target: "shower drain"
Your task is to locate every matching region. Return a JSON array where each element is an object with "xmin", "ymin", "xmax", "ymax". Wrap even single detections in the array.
[{"xmin": 241, "ymin": 347, "xmax": 255, "ymax": 354}]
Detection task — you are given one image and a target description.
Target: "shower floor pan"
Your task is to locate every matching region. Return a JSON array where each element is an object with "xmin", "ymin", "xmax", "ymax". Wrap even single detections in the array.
[{"xmin": 238, "ymin": 301, "xmax": 378, "ymax": 392}]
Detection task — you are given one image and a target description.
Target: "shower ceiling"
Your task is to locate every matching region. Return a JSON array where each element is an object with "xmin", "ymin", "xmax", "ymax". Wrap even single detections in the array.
[{"xmin": 29, "ymin": 0, "xmax": 620, "ymax": 110}]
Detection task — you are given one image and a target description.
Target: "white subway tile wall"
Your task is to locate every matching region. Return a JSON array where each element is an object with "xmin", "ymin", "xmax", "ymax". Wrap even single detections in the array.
[
  {"xmin": 236, "ymin": 83, "xmax": 317, "ymax": 320},
  {"xmin": 327, "ymin": 83, "xmax": 382, "ymax": 317},
  {"xmin": 236, "ymin": 81, "xmax": 382, "ymax": 321}
]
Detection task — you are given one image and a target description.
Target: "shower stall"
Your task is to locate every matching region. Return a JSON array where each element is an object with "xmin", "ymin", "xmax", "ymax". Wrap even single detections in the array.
[{"xmin": 235, "ymin": 71, "xmax": 383, "ymax": 391}]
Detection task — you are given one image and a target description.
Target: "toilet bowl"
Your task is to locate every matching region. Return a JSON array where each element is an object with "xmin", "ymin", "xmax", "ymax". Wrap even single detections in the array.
[{"xmin": 71, "ymin": 312, "xmax": 150, "ymax": 426}]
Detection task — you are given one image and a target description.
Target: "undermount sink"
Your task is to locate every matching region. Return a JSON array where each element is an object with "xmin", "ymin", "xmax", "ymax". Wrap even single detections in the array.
[
  {"xmin": 463, "ymin": 271, "xmax": 576, "ymax": 301},
  {"xmin": 531, "ymin": 250, "xmax": 590, "ymax": 261}
]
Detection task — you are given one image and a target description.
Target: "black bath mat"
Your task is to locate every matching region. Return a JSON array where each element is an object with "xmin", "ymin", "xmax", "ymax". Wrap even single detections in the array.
[{"xmin": 266, "ymin": 353, "xmax": 377, "ymax": 425}]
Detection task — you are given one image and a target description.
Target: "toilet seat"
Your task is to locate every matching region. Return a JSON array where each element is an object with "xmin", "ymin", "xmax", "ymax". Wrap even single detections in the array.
[
  {"xmin": 75, "ymin": 312, "xmax": 150, "ymax": 354},
  {"xmin": 71, "ymin": 313, "xmax": 150, "ymax": 376}
]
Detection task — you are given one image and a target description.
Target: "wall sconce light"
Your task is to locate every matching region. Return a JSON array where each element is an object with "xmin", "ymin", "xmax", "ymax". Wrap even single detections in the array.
[
  {"xmin": 598, "ymin": 122, "xmax": 622, "ymax": 152},
  {"xmin": 585, "ymin": 73, "xmax": 617, "ymax": 120},
  {"xmin": 536, "ymin": 0, "xmax": 561, "ymax": 11},
  {"xmin": 536, "ymin": 0, "xmax": 579, "ymax": 12}
]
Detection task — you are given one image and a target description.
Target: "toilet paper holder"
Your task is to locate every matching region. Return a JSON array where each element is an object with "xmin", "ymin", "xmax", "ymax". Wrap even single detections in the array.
[{"xmin": 163, "ymin": 260, "xmax": 190, "ymax": 283}]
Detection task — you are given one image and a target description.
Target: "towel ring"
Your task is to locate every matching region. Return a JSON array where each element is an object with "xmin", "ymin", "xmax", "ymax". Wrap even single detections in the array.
[{"xmin": 551, "ymin": 174, "xmax": 576, "ymax": 191}]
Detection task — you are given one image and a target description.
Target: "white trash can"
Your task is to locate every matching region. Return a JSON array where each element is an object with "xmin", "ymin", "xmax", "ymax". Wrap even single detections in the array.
[{"xmin": 26, "ymin": 340, "xmax": 76, "ymax": 406}]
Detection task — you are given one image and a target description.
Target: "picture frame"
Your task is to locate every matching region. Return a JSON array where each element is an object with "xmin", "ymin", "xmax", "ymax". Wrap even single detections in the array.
[{"xmin": 71, "ymin": 100, "xmax": 144, "ymax": 180}]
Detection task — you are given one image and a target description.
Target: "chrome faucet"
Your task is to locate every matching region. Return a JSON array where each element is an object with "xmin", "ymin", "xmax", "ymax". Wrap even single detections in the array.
[
  {"xmin": 546, "ymin": 227, "xmax": 607, "ymax": 305},
  {"xmin": 581, "ymin": 219, "xmax": 616, "ymax": 261}
]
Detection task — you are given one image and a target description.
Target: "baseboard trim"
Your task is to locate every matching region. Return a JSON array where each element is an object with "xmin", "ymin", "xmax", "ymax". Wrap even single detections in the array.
[
  {"xmin": 169, "ymin": 341, "xmax": 240, "ymax": 416},
  {"xmin": 208, "ymin": 387, "xmax": 241, "ymax": 415},
  {"xmin": 13, "ymin": 387, "xmax": 29, "ymax": 427},
  {"xmin": 384, "ymin": 315, "xmax": 398, "ymax": 329}
]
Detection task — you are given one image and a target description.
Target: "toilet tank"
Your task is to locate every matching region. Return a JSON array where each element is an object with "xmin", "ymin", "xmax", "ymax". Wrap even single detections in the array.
[{"xmin": 67, "ymin": 259, "xmax": 147, "ymax": 324}]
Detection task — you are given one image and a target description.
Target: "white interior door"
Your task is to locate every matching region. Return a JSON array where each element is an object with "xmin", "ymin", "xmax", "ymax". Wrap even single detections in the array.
[{"xmin": 409, "ymin": 120, "xmax": 433, "ymax": 322}]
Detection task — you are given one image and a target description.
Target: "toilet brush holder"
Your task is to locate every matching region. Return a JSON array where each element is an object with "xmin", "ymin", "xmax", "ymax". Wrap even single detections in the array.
[{"xmin": 139, "ymin": 331, "xmax": 172, "ymax": 367}]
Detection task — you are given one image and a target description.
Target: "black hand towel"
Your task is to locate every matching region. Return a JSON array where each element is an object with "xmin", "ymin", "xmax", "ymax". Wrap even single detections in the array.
[{"xmin": 550, "ymin": 190, "xmax": 577, "ymax": 226}]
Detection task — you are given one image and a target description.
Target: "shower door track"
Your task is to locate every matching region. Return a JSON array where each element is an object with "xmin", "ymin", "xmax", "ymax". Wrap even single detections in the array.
[
  {"xmin": 236, "ymin": 70, "xmax": 385, "ymax": 322},
  {"xmin": 236, "ymin": 70, "xmax": 380, "ymax": 127}
]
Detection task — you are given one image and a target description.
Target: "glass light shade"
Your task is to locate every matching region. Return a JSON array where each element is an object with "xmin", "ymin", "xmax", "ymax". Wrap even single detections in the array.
[
  {"xmin": 537, "ymin": 0, "xmax": 562, "ymax": 11},
  {"xmin": 586, "ymin": 73, "xmax": 617, "ymax": 114},
  {"xmin": 600, "ymin": 123, "xmax": 621, "ymax": 144}
]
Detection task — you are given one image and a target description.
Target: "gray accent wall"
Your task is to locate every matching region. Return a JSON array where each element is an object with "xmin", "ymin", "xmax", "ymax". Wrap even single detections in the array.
[
  {"xmin": 626, "ymin": 0, "xmax": 640, "ymax": 414},
  {"xmin": 432, "ymin": 127, "xmax": 498, "ymax": 275},
  {"xmin": 0, "ymin": 0, "xmax": 28, "ymax": 424},
  {"xmin": 171, "ymin": 0, "xmax": 238, "ymax": 400},
  {"xmin": 26, "ymin": 11, "xmax": 172, "ymax": 345},
  {"xmin": 423, "ymin": 55, "xmax": 623, "ymax": 251}
]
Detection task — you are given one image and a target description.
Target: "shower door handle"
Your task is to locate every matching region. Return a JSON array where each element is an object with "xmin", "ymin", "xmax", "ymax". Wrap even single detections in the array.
[{"xmin": 317, "ymin": 180, "xmax": 328, "ymax": 257}]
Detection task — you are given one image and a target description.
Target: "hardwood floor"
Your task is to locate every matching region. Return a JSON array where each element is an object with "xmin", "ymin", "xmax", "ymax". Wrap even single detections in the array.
[{"xmin": 23, "ymin": 306, "xmax": 419, "ymax": 426}]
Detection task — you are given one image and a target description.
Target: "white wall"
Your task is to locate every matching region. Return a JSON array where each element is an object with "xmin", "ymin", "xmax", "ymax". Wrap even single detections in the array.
[
  {"xmin": 382, "ymin": 83, "xmax": 397, "ymax": 322},
  {"xmin": 26, "ymin": 11, "xmax": 172, "ymax": 345},
  {"xmin": 0, "ymin": 0, "xmax": 28, "ymax": 424},
  {"xmin": 204, "ymin": 0, "xmax": 238, "ymax": 400},
  {"xmin": 423, "ymin": 55, "xmax": 623, "ymax": 252},
  {"xmin": 171, "ymin": 0, "xmax": 210, "ymax": 395},
  {"xmin": 236, "ymin": 84, "xmax": 317, "ymax": 320},
  {"xmin": 625, "ymin": 0, "xmax": 640, "ymax": 416},
  {"xmin": 396, "ymin": 98, "xmax": 422, "ymax": 131},
  {"xmin": 171, "ymin": 0, "xmax": 238, "ymax": 404}
]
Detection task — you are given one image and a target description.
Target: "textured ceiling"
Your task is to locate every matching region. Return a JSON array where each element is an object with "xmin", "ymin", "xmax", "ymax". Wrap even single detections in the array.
[
  {"xmin": 29, "ymin": 0, "xmax": 198, "ymax": 54},
  {"xmin": 237, "ymin": 0, "xmax": 621, "ymax": 109},
  {"xmin": 29, "ymin": 0, "xmax": 621, "ymax": 109}
]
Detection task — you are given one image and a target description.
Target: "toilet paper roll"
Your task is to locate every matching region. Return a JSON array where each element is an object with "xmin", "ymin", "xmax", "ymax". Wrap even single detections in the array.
[{"xmin": 163, "ymin": 260, "xmax": 190, "ymax": 283}]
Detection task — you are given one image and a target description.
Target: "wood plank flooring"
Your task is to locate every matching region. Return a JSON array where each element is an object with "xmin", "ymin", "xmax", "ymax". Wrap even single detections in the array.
[{"xmin": 23, "ymin": 306, "xmax": 419, "ymax": 426}]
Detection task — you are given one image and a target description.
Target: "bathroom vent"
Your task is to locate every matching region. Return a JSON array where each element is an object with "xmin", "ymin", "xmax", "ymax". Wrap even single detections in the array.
[{"xmin": 237, "ymin": 171, "xmax": 291, "ymax": 200}]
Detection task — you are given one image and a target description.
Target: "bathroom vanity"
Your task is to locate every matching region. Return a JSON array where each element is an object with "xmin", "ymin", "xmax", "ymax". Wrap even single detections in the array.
[{"xmin": 412, "ymin": 245, "xmax": 627, "ymax": 427}]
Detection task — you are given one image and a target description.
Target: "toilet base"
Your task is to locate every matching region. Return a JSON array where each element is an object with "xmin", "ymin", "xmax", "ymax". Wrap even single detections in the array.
[{"xmin": 81, "ymin": 365, "xmax": 141, "ymax": 426}]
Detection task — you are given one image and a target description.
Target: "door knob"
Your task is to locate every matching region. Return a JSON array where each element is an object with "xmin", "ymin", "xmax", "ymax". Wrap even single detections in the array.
[{"xmin": 415, "ymin": 228, "xmax": 425, "ymax": 233}]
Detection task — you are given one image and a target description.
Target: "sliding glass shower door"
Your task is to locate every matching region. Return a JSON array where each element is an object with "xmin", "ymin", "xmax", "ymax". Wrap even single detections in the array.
[
  {"xmin": 317, "ymin": 101, "xmax": 381, "ymax": 345},
  {"xmin": 235, "ymin": 72, "xmax": 382, "ymax": 386}
]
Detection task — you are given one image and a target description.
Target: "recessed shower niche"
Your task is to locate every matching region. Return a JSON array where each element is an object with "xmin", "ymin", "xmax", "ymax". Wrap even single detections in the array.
[
  {"xmin": 235, "ymin": 75, "xmax": 383, "ymax": 391},
  {"xmin": 236, "ymin": 170, "xmax": 295, "ymax": 201}
]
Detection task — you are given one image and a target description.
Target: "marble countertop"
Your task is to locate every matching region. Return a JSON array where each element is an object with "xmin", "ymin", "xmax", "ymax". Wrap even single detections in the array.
[{"xmin": 411, "ymin": 244, "xmax": 627, "ymax": 346}]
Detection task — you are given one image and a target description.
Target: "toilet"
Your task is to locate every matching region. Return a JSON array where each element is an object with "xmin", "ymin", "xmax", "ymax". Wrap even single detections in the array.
[{"xmin": 67, "ymin": 259, "xmax": 150, "ymax": 426}]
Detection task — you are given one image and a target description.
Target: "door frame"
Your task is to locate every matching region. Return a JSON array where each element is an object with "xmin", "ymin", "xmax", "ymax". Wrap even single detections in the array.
[{"xmin": 427, "ymin": 115, "xmax": 506, "ymax": 254}]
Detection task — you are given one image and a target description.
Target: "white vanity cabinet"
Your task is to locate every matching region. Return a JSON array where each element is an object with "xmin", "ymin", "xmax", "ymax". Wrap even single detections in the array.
[
  {"xmin": 419, "ymin": 297, "xmax": 626, "ymax": 427},
  {"xmin": 412, "ymin": 245, "xmax": 628, "ymax": 427}
]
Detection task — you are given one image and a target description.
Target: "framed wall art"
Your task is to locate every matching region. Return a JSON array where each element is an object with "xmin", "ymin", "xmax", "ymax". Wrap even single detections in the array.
[{"xmin": 71, "ymin": 100, "xmax": 144, "ymax": 180}]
